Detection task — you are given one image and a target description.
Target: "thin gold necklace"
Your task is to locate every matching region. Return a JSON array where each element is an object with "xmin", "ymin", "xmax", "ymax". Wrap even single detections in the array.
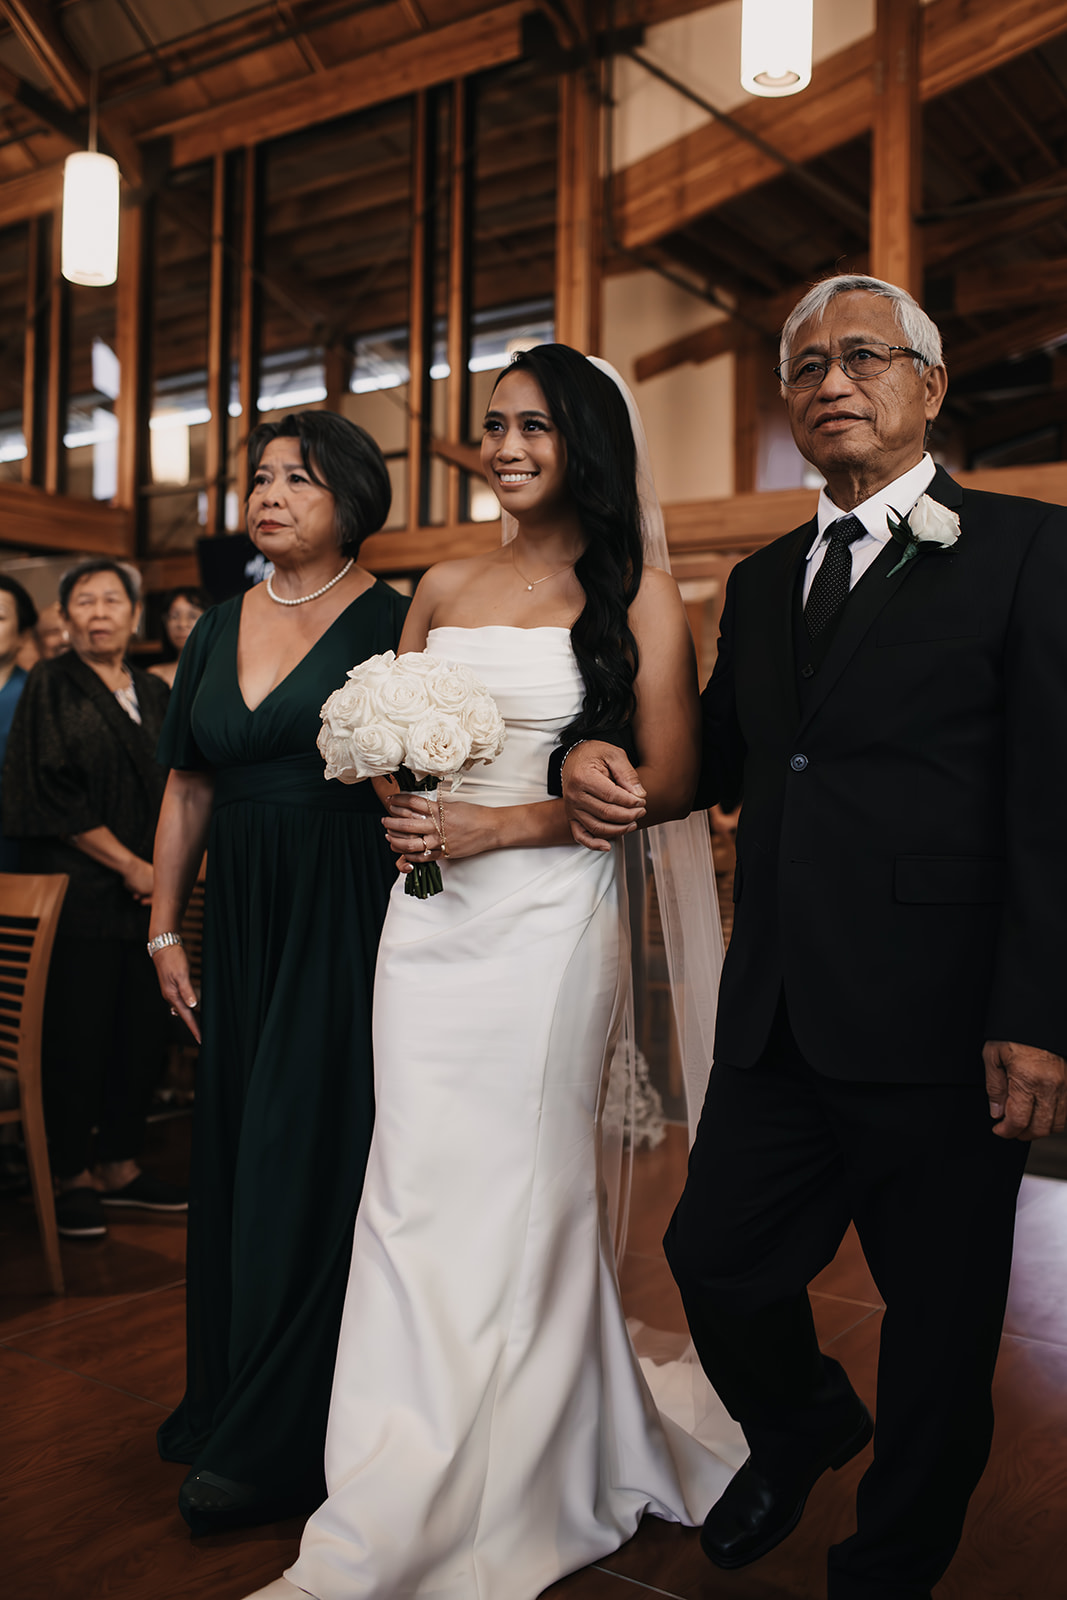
[{"xmin": 510, "ymin": 545, "xmax": 577, "ymax": 593}]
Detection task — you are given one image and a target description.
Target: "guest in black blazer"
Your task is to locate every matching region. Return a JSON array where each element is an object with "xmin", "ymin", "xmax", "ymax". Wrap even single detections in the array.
[
  {"xmin": 2, "ymin": 559, "xmax": 186, "ymax": 1241},
  {"xmin": 556, "ymin": 276, "xmax": 1067, "ymax": 1600}
]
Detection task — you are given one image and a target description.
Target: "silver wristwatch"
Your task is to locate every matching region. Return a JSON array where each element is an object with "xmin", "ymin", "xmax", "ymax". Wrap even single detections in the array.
[{"xmin": 147, "ymin": 931, "xmax": 183, "ymax": 958}]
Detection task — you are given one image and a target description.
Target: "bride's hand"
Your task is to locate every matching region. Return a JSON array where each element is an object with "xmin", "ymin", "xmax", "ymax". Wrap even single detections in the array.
[{"xmin": 383, "ymin": 794, "xmax": 498, "ymax": 866}]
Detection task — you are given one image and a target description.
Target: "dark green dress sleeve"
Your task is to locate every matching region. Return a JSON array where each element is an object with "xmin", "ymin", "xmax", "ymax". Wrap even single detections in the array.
[{"xmin": 157, "ymin": 600, "xmax": 234, "ymax": 771}]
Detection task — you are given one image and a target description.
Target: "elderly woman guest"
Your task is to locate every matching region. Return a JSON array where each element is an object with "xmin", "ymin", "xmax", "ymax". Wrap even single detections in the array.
[
  {"xmin": 149, "ymin": 586, "xmax": 208, "ymax": 689},
  {"xmin": 1, "ymin": 560, "xmax": 184, "ymax": 1239},
  {"xmin": 0, "ymin": 575, "xmax": 38, "ymax": 870},
  {"xmin": 149, "ymin": 410, "xmax": 407, "ymax": 1535}
]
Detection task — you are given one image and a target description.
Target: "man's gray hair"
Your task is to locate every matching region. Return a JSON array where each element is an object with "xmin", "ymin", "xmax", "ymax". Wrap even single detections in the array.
[{"xmin": 779, "ymin": 275, "xmax": 944, "ymax": 376}]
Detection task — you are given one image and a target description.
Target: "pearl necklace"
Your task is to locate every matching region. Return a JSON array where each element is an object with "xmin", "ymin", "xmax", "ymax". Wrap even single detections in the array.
[
  {"xmin": 510, "ymin": 546, "xmax": 577, "ymax": 593},
  {"xmin": 265, "ymin": 557, "xmax": 354, "ymax": 606}
]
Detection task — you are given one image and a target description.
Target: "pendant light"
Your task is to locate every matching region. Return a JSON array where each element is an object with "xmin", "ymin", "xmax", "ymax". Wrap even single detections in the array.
[
  {"xmin": 61, "ymin": 72, "xmax": 120, "ymax": 287},
  {"xmin": 740, "ymin": 0, "xmax": 813, "ymax": 98}
]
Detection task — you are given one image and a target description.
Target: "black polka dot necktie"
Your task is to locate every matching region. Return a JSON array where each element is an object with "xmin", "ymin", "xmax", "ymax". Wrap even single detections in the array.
[{"xmin": 803, "ymin": 515, "xmax": 867, "ymax": 638}]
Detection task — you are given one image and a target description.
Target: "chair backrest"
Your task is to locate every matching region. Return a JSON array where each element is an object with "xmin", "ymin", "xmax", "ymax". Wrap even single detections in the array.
[{"xmin": 0, "ymin": 874, "xmax": 70, "ymax": 1092}]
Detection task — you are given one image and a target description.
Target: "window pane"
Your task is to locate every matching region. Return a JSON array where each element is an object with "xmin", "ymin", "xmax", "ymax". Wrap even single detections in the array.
[
  {"xmin": 466, "ymin": 59, "xmax": 558, "ymax": 519},
  {"xmin": 261, "ymin": 100, "xmax": 414, "ymax": 532},
  {"xmin": 64, "ymin": 280, "xmax": 117, "ymax": 500},
  {"xmin": 146, "ymin": 163, "xmax": 213, "ymax": 552}
]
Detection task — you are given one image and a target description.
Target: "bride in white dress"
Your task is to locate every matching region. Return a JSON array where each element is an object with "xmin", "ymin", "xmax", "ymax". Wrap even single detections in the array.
[{"xmin": 244, "ymin": 346, "xmax": 743, "ymax": 1600}]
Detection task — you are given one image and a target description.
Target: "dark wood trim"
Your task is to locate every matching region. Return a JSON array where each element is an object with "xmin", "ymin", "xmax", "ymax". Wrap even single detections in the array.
[
  {"xmin": 43, "ymin": 208, "xmax": 65, "ymax": 496},
  {"xmin": 445, "ymin": 78, "xmax": 473, "ymax": 528},
  {"xmin": 204, "ymin": 151, "xmax": 229, "ymax": 536},
  {"xmin": 21, "ymin": 215, "xmax": 39, "ymax": 487},
  {"xmin": 407, "ymin": 91, "xmax": 430, "ymax": 531},
  {"xmin": 236, "ymin": 145, "xmax": 262, "ymax": 506}
]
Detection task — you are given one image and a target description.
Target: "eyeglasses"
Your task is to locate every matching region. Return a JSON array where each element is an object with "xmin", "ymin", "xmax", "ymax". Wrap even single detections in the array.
[{"xmin": 775, "ymin": 342, "xmax": 928, "ymax": 390}]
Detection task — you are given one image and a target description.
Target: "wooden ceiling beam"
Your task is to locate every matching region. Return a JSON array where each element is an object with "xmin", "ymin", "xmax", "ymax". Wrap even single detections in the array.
[
  {"xmin": 954, "ymin": 255, "xmax": 1067, "ymax": 316},
  {"xmin": 947, "ymin": 305, "xmax": 1067, "ymax": 375},
  {"xmin": 148, "ymin": 3, "xmax": 528, "ymax": 169},
  {"xmin": 614, "ymin": 0, "xmax": 1067, "ymax": 251},
  {"xmin": 924, "ymin": 170, "xmax": 1067, "ymax": 266},
  {"xmin": 633, "ymin": 317, "xmax": 744, "ymax": 383},
  {"xmin": 0, "ymin": 0, "xmax": 143, "ymax": 182}
]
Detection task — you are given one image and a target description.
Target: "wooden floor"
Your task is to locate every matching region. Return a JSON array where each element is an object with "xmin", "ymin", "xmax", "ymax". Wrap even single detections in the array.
[{"xmin": 3, "ymin": 1116, "xmax": 1066, "ymax": 1600}]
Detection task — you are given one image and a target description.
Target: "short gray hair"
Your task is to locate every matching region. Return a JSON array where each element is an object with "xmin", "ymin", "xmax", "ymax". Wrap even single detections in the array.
[{"xmin": 779, "ymin": 275, "xmax": 944, "ymax": 379}]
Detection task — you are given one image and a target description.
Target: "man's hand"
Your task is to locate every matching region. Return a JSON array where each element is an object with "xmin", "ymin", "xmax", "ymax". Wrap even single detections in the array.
[
  {"xmin": 984, "ymin": 1039, "xmax": 1067, "ymax": 1140},
  {"xmin": 561, "ymin": 741, "xmax": 646, "ymax": 851}
]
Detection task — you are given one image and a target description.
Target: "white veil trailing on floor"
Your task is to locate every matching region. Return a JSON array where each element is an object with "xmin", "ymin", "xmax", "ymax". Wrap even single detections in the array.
[{"xmin": 502, "ymin": 354, "xmax": 725, "ymax": 1259}]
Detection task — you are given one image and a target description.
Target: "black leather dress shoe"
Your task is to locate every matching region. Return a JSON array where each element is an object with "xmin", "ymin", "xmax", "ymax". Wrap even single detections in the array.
[
  {"xmin": 178, "ymin": 1470, "xmax": 319, "ymax": 1536},
  {"xmin": 700, "ymin": 1403, "xmax": 874, "ymax": 1570}
]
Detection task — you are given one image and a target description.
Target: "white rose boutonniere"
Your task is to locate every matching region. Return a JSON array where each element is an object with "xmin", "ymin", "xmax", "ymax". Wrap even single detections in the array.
[{"xmin": 886, "ymin": 494, "xmax": 961, "ymax": 578}]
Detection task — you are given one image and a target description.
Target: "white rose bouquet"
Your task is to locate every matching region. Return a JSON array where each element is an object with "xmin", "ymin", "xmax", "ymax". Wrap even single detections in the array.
[{"xmin": 317, "ymin": 650, "xmax": 506, "ymax": 898}]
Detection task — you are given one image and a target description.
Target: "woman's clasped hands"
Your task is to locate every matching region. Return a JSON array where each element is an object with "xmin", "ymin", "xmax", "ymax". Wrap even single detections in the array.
[{"xmin": 382, "ymin": 791, "xmax": 497, "ymax": 872}]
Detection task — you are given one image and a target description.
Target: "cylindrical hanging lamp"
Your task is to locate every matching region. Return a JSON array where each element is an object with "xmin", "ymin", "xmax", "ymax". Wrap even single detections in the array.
[
  {"xmin": 62, "ymin": 151, "xmax": 120, "ymax": 286},
  {"xmin": 740, "ymin": 0, "xmax": 813, "ymax": 98}
]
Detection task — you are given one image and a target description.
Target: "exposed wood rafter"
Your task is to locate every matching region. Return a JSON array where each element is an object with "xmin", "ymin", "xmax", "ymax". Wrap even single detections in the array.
[{"xmin": 613, "ymin": 0, "xmax": 1067, "ymax": 251}]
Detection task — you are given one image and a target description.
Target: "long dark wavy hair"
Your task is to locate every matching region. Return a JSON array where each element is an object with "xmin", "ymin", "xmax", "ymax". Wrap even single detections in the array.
[{"xmin": 491, "ymin": 344, "xmax": 644, "ymax": 744}]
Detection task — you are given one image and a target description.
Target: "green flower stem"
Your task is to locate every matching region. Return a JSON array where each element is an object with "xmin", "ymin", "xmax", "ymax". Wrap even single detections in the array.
[
  {"xmin": 395, "ymin": 764, "xmax": 445, "ymax": 899},
  {"xmin": 886, "ymin": 541, "xmax": 919, "ymax": 578}
]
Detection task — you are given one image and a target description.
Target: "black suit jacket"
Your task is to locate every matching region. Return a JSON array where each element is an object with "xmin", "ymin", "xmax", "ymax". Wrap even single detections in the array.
[{"xmin": 700, "ymin": 465, "xmax": 1067, "ymax": 1083}]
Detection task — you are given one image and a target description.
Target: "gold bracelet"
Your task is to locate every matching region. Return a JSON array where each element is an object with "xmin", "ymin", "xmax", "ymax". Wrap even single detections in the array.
[{"xmin": 436, "ymin": 791, "xmax": 449, "ymax": 858}]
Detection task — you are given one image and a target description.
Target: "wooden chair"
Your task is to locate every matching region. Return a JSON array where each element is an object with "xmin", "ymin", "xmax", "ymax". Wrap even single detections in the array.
[{"xmin": 0, "ymin": 873, "xmax": 69, "ymax": 1295}]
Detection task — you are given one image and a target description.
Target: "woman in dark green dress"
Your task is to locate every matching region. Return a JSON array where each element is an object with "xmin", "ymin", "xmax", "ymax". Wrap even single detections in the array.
[{"xmin": 150, "ymin": 411, "xmax": 408, "ymax": 1534}]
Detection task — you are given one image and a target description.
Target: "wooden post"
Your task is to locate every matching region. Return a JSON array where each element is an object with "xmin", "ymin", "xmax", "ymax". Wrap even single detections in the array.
[
  {"xmin": 21, "ymin": 216, "xmax": 40, "ymax": 486},
  {"xmin": 733, "ymin": 333, "xmax": 761, "ymax": 495},
  {"xmin": 114, "ymin": 193, "xmax": 146, "ymax": 542},
  {"xmin": 237, "ymin": 146, "xmax": 261, "ymax": 505},
  {"xmin": 445, "ymin": 79, "xmax": 472, "ymax": 529},
  {"xmin": 407, "ymin": 91, "xmax": 430, "ymax": 532},
  {"xmin": 870, "ymin": 0, "xmax": 922, "ymax": 295},
  {"xmin": 43, "ymin": 209, "xmax": 66, "ymax": 496},
  {"xmin": 324, "ymin": 343, "xmax": 352, "ymax": 412},
  {"xmin": 204, "ymin": 152, "xmax": 229, "ymax": 536},
  {"xmin": 555, "ymin": 67, "xmax": 601, "ymax": 353}
]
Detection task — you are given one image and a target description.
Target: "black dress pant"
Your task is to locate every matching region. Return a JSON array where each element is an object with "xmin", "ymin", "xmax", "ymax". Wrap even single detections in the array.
[
  {"xmin": 663, "ymin": 999, "xmax": 1028, "ymax": 1600},
  {"xmin": 43, "ymin": 933, "xmax": 169, "ymax": 1179}
]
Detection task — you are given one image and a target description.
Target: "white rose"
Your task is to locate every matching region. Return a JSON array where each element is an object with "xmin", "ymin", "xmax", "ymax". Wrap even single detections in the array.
[
  {"xmin": 321, "ymin": 678, "xmax": 376, "ymax": 735},
  {"xmin": 317, "ymin": 730, "xmax": 363, "ymax": 785},
  {"xmin": 347, "ymin": 722, "xmax": 406, "ymax": 779},
  {"xmin": 907, "ymin": 495, "xmax": 960, "ymax": 548},
  {"xmin": 346, "ymin": 650, "xmax": 396, "ymax": 685},
  {"xmin": 394, "ymin": 651, "xmax": 438, "ymax": 677},
  {"xmin": 404, "ymin": 713, "xmax": 473, "ymax": 777},
  {"xmin": 462, "ymin": 697, "xmax": 506, "ymax": 763},
  {"xmin": 425, "ymin": 663, "xmax": 480, "ymax": 715},
  {"xmin": 372, "ymin": 669, "xmax": 432, "ymax": 727}
]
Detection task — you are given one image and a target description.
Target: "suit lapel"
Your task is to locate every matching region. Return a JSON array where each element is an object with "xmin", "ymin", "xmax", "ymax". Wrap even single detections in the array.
[
  {"xmin": 763, "ymin": 520, "xmax": 810, "ymax": 734},
  {"xmin": 795, "ymin": 466, "xmax": 964, "ymax": 734}
]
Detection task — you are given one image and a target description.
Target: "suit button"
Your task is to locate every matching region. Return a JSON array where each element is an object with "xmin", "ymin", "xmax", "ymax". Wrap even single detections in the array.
[
  {"xmin": 800, "ymin": 663, "xmax": 815, "ymax": 679},
  {"xmin": 790, "ymin": 753, "xmax": 808, "ymax": 772}
]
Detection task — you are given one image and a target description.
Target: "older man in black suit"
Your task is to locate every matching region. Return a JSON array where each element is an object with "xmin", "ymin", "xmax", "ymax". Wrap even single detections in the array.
[{"xmin": 559, "ymin": 275, "xmax": 1067, "ymax": 1600}]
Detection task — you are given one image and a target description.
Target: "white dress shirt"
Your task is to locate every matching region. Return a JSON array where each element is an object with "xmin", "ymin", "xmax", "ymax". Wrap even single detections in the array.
[{"xmin": 802, "ymin": 453, "xmax": 937, "ymax": 605}]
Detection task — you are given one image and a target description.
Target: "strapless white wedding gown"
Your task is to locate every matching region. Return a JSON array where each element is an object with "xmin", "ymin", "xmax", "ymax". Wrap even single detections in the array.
[{"xmin": 281, "ymin": 627, "xmax": 742, "ymax": 1600}]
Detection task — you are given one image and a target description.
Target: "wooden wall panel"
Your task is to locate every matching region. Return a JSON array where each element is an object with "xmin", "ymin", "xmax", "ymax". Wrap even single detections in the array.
[{"xmin": 0, "ymin": 482, "xmax": 134, "ymax": 556}]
